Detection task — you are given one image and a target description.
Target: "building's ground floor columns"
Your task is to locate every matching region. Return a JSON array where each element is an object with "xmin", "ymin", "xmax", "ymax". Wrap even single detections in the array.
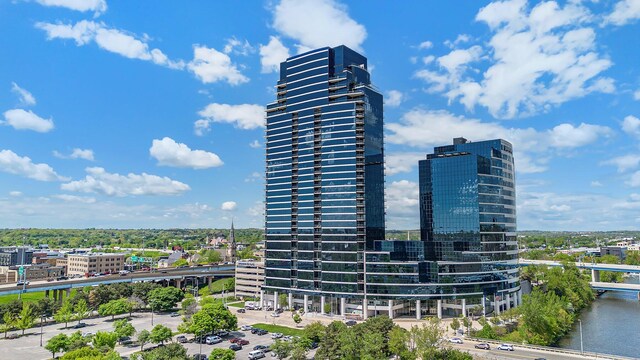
[
  {"xmin": 505, "ymin": 293, "xmax": 511, "ymax": 310},
  {"xmin": 461, "ymin": 298, "xmax": 467, "ymax": 317},
  {"xmin": 303, "ymin": 294, "xmax": 309, "ymax": 312},
  {"xmin": 273, "ymin": 291, "xmax": 279, "ymax": 309},
  {"xmin": 362, "ymin": 298, "xmax": 368, "ymax": 319},
  {"xmin": 288, "ymin": 293, "xmax": 293, "ymax": 309},
  {"xmin": 436, "ymin": 299, "xmax": 442, "ymax": 319},
  {"xmin": 340, "ymin": 297, "xmax": 346, "ymax": 316},
  {"xmin": 388, "ymin": 299, "xmax": 394, "ymax": 319},
  {"xmin": 415, "ymin": 300, "xmax": 421, "ymax": 320},
  {"xmin": 481, "ymin": 295, "xmax": 486, "ymax": 317},
  {"xmin": 320, "ymin": 296, "xmax": 326, "ymax": 314},
  {"xmin": 259, "ymin": 290, "xmax": 264, "ymax": 307}
]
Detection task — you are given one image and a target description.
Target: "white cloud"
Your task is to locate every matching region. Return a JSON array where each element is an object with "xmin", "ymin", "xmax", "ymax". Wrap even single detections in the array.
[
  {"xmin": 53, "ymin": 194, "xmax": 96, "ymax": 203},
  {"xmin": 591, "ymin": 181, "xmax": 603, "ymax": 187},
  {"xmin": 223, "ymin": 37, "xmax": 254, "ymax": 56},
  {"xmin": 9, "ymin": 191, "xmax": 22, "ymax": 197},
  {"xmin": 384, "ymin": 90, "xmax": 404, "ymax": 107},
  {"xmin": 0, "ymin": 149, "xmax": 66, "ymax": 181},
  {"xmin": 415, "ymin": 0, "xmax": 614, "ymax": 119},
  {"xmin": 445, "ymin": 34, "xmax": 471, "ymax": 48},
  {"xmin": 418, "ymin": 41, "xmax": 433, "ymax": 50},
  {"xmin": 61, "ymin": 167, "xmax": 190, "ymax": 196},
  {"xmin": 197, "ymin": 103, "xmax": 265, "ymax": 130},
  {"xmin": 259, "ymin": 36, "xmax": 290, "ymax": 73},
  {"xmin": 627, "ymin": 171, "xmax": 640, "ymax": 187},
  {"xmin": 621, "ymin": 115, "xmax": 640, "ymax": 138},
  {"xmin": 221, "ymin": 201, "xmax": 237, "ymax": 211},
  {"xmin": 634, "ymin": 89, "xmax": 640, "ymax": 101},
  {"xmin": 605, "ymin": 0, "xmax": 640, "ymax": 26},
  {"xmin": 601, "ymin": 154, "xmax": 640, "ymax": 173},
  {"xmin": 272, "ymin": 0, "xmax": 367, "ymax": 52},
  {"xmin": 249, "ymin": 140, "xmax": 262, "ymax": 148},
  {"xmin": 187, "ymin": 45, "xmax": 248, "ymax": 85},
  {"xmin": 35, "ymin": 0, "xmax": 107, "ymax": 15},
  {"xmin": 2, "ymin": 109, "xmax": 54, "ymax": 133},
  {"xmin": 11, "ymin": 82, "xmax": 36, "ymax": 106},
  {"xmin": 193, "ymin": 119, "xmax": 211, "ymax": 136},
  {"xmin": 36, "ymin": 20, "xmax": 184, "ymax": 69},
  {"xmin": 244, "ymin": 172, "xmax": 263, "ymax": 182},
  {"xmin": 54, "ymin": 148, "xmax": 95, "ymax": 161},
  {"xmin": 149, "ymin": 137, "xmax": 223, "ymax": 169},
  {"xmin": 385, "ymin": 152, "xmax": 424, "ymax": 176}
]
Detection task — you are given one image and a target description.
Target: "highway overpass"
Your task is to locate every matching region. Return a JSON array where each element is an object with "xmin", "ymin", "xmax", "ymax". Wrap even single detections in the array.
[{"xmin": 0, "ymin": 265, "xmax": 234, "ymax": 297}]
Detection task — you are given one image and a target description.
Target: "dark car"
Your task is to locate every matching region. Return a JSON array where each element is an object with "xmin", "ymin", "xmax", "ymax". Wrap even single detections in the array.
[
  {"xmin": 229, "ymin": 344, "xmax": 242, "ymax": 351},
  {"xmin": 192, "ymin": 354, "xmax": 208, "ymax": 360},
  {"xmin": 56, "ymin": 276, "xmax": 68, "ymax": 281},
  {"xmin": 251, "ymin": 328, "xmax": 260, "ymax": 334},
  {"xmin": 237, "ymin": 339, "xmax": 250, "ymax": 345},
  {"xmin": 257, "ymin": 329, "xmax": 268, "ymax": 336},
  {"xmin": 344, "ymin": 320, "xmax": 357, "ymax": 327},
  {"xmin": 72, "ymin": 322, "xmax": 87, "ymax": 329},
  {"xmin": 474, "ymin": 343, "xmax": 491, "ymax": 350},
  {"xmin": 229, "ymin": 337, "xmax": 241, "ymax": 343},
  {"xmin": 194, "ymin": 336, "xmax": 208, "ymax": 344},
  {"xmin": 253, "ymin": 345, "xmax": 270, "ymax": 352},
  {"xmin": 237, "ymin": 308, "xmax": 246, "ymax": 313},
  {"xmin": 310, "ymin": 342, "xmax": 319, "ymax": 349}
]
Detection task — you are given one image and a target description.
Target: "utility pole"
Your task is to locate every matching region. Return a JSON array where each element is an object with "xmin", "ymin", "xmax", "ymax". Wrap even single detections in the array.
[{"xmin": 578, "ymin": 319, "xmax": 584, "ymax": 355}]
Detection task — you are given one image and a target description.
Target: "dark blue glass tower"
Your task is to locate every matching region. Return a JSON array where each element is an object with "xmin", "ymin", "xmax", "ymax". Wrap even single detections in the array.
[
  {"xmin": 419, "ymin": 137, "xmax": 520, "ymax": 315},
  {"xmin": 264, "ymin": 46, "xmax": 384, "ymax": 307}
]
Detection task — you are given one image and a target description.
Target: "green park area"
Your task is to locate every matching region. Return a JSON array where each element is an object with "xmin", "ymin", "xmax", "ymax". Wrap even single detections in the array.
[
  {"xmin": 251, "ymin": 323, "xmax": 304, "ymax": 336},
  {"xmin": 0, "ymin": 289, "xmax": 79, "ymax": 306}
]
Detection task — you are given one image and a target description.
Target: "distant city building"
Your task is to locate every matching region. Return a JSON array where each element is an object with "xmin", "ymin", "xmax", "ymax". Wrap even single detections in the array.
[
  {"xmin": 235, "ymin": 259, "xmax": 264, "ymax": 299},
  {"xmin": 157, "ymin": 251, "xmax": 184, "ymax": 268},
  {"xmin": 0, "ymin": 247, "xmax": 34, "ymax": 266},
  {"xmin": 0, "ymin": 264, "xmax": 63, "ymax": 284},
  {"xmin": 600, "ymin": 246, "xmax": 626, "ymax": 261},
  {"xmin": 66, "ymin": 253, "xmax": 125, "ymax": 276},
  {"xmin": 226, "ymin": 221, "xmax": 237, "ymax": 262}
]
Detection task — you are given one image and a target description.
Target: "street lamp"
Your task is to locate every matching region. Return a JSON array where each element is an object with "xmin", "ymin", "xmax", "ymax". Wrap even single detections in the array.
[
  {"xmin": 578, "ymin": 319, "xmax": 584, "ymax": 355},
  {"xmin": 151, "ymin": 303, "xmax": 154, "ymax": 326},
  {"xmin": 39, "ymin": 315, "xmax": 45, "ymax": 347}
]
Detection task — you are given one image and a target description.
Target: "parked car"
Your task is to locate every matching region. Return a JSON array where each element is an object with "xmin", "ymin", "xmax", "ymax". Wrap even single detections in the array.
[
  {"xmin": 205, "ymin": 335, "xmax": 222, "ymax": 345},
  {"xmin": 270, "ymin": 312, "xmax": 280, "ymax": 317},
  {"xmin": 169, "ymin": 312, "xmax": 180, "ymax": 317},
  {"xmin": 253, "ymin": 345, "xmax": 270, "ymax": 352},
  {"xmin": 237, "ymin": 339, "xmax": 250, "ymax": 346},
  {"xmin": 176, "ymin": 335, "xmax": 188, "ymax": 343},
  {"xmin": 248, "ymin": 350, "xmax": 266, "ymax": 360},
  {"xmin": 56, "ymin": 276, "xmax": 68, "ymax": 281},
  {"xmin": 448, "ymin": 337, "xmax": 463, "ymax": 344},
  {"xmin": 241, "ymin": 325, "xmax": 253, "ymax": 331},
  {"xmin": 229, "ymin": 337, "xmax": 241, "ymax": 343},
  {"xmin": 497, "ymin": 344, "xmax": 514, "ymax": 351},
  {"xmin": 344, "ymin": 320, "xmax": 357, "ymax": 326},
  {"xmin": 16, "ymin": 281, "xmax": 30, "ymax": 286},
  {"xmin": 310, "ymin": 342, "xmax": 319, "ymax": 349},
  {"xmin": 275, "ymin": 308, "xmax": 284, "ymax": 314},
  {"xmin": 237, "ymin": 308, "xmax": 246, "ymax": 313},
  {"xmin": 216, "ymin": 330, "xmax": 229, "ymax": 337},
  {"xmin": 474, "ymin": 343, "xmax": 490, "ymax": 350},
  {"xmin": 192, "ymin": 354, "xmax": 207, "ymax": 360},
  {"xmin": 229, "ymin": 344, "xmax": 242, "ymax": 351},
  {"xmin": 271, "ymin": 333, "xmax": 283, "ymax": 339},
  {"xmin": 283, "ymin": 335, "xmax": 293, "ymax": 341},
  {"xmin": 72, "ymin": 322, "xmax": 87, "ymax": 329},
  {"xmin": 256, "ymin": 329, "xmax": 268, "ymax": 336},
  {"xmin": 119, "ymin": 336, "xmax": 133, "ymax": 345}
]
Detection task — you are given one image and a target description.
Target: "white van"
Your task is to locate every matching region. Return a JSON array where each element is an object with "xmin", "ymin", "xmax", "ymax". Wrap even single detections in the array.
[{"xmin": 248, "ymin": 350, "xmax": 265, "ymax": 359}]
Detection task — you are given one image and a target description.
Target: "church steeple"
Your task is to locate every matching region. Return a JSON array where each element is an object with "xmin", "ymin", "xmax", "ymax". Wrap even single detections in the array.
[{"xmin": 227, "ymin": 219, "xmax": 237, "ymax": 262}]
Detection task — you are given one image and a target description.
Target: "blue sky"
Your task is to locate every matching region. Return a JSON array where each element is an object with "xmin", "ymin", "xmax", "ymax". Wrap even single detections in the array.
[{"xmin": 0, "ymin": 0, "xmax": 639, "ymax": 231}]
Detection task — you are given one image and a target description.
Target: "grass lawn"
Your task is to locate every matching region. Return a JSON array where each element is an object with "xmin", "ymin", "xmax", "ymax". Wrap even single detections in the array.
[
  {"xmin": 0, "ymin": 289, "xmax": 79, "ymax": 305},
  {"xmin": 200, "ymin": 278, "xmax": 234, "ymax": 294},
  {"xmin": 227, "ymin": 301, "xmax": 245, "ymax": 308},
  {"xmin": 251, "ymin": 323, "xmax": 304, "ymax": 336}
]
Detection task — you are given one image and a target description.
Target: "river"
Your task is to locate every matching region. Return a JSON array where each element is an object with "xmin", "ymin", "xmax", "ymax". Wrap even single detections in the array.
[{"xmin": 557, "ymin": 275, "xmax": 640, "ymax": 359}]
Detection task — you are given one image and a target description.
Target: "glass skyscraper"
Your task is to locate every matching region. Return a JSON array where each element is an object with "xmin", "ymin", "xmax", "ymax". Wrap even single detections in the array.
[
  {"xmin": 418, "ymin": 137, "xmax": 520, "ymax": 315},
  {"xmin": 264, "ymin": 46, "xmax": 384, "ymax": 313}
]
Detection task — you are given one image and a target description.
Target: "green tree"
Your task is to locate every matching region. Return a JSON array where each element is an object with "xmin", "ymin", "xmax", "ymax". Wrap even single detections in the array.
[
  {"xmin": 389, "ymin": 326, "xmax": 411, "ymax": 360},
  {"xmin": 0, "ymin": 311, "xmax": 16, "ymax": 338},
  {"xmin": 323, "ymin": 303, "xmax": 331, "ymax": 314},
  {"xmin": 173, "ymin": 258, "xmax": 189, "ymax": 267},
  {"xmin": 67, "ymin": 331, "xmax": 89, "ymax": 351},
  {"xmin": 136, "ymin": 343, "xmax": 189, "ymax": 360},
  {"xmin": 34, "ymin": 297, "xmax": 58, "ymax": 318},
  {"xmin": 358, "ymin": 315, "xmax": 395, "ymax": 355},
  {"xmin": 278, "ymin": 293, "xmax": 288, "ymax": 309},
  {"xmin": 54, "ymin": 300, "xmax": 75, "ymax": 329},
  {"xmin": 409, "ymin": 318, "xmax": 442, "ymax": 355},
  {"xmin": 361, "ymin": 331, "xmax": 385, "ymax": 360},
  {"xmin": 137, "ymin": 329, "xmax": 151, "ymax": 351},
  {"xmin": 450, "ymin": 317, "xmax": 460, "ymax": 333},
  {"xmin": 73, "ymin": 299, "xmax": 90, "ymax": 325},
  {"xmin": 98, "ymin": 298, "xmax": 132, "ymax": 320},
  {"xmin": 178, "ymin": 302, "xmax": 237, "ymax": 340},
  {"xmin": 461, "ymin": 317, "xmax": 471, "ymax": 335},
  {"xmin": 113, "ymin": 318, "xmax": 136, "ymax": 340},
  {"xmin": 210, "ymin": 348, "xmax": 236, "ymax": 360},
  {"xmin": 60, "ymin": 346, "xmax": 120, "ymax": 360},
  {"xmin": 181, "ymin": 295, "xmax": 197, "ymax": 317},
  {"xmin": 150, "ymin": 324, "xmax": 173, "ymax": 345},
  {"xmin": 148, "ymin": 287, "xmax": 185, "ymax": 312},
  {"xmin": 290, "ymin": 339, "xmax": 309, "ymax": 360},
  {"xmin": 315, "ymin": 321, "xmax": 347, "ymax": 359},
  {"xmin": 45, "ymin": 333, "xmax": 70, "ymax": 358},
  {"xmin": 293, "ymin": 313, "xmax": 302, "ymax": 326},
  {"xmin": 302, "ymin": 321, "xmax": 325, "ymax": 343},
  {"xmin": 271, "ymin": 339, "xmax": 293, "ymax": 360},
  {"xmin": 91, "ymin": 331, "xmax": 118, "ymax": 351},
  {"xmin": 132, "ymin": 282, "xmax": 161, "ymax": 305},
  {"xmin": 15, "ymin": 303, "xmax": 36, "ymax": 335}
]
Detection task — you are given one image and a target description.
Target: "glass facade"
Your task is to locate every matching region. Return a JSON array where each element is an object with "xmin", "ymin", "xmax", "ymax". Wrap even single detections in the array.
[
  {"xmin": 264, "ymin": 46, "xmax": 384, "ymax": 297},
  {"xmin": 419, "ymin": 137, "xmax": 519, "ymax": 300}
]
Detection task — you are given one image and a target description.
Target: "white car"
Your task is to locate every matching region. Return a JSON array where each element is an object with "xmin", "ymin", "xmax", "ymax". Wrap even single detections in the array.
[
  {"xmin": 271, "ymin": 332, "xmax": 283, "ymax": 339},
  {"xmin": 270, "ymin": 312, "xmax": 280, "ymax": 317},
  {"xmin": 448, "ymin": 337, "xmax": 463, "ymax": 344},
  {"xmin": 241, "ymin": 325, "xmax": 253, "ymax": 331},
  {"xmin": 497, "ymin": 344, "xmax": 514, "ymax": 351}
]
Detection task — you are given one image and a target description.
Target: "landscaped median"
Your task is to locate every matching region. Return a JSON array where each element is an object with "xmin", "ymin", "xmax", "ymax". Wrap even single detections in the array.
[{"xmin": 250, "ymin": 323, "xmax": 304, "ymax": 337}]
